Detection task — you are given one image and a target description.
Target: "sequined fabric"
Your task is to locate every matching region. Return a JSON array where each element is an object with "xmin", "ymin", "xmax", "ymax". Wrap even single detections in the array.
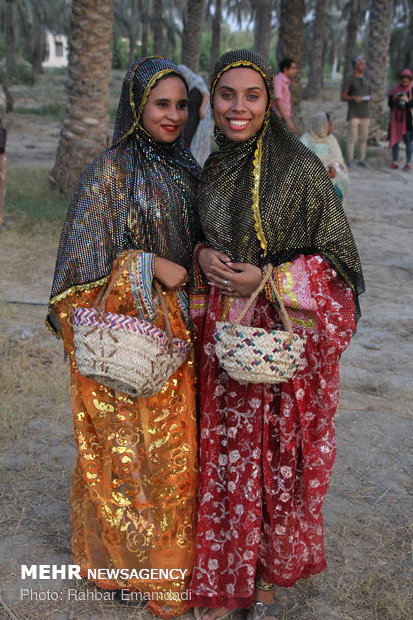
[
  {"xmin": 47, "ymin": 57, "xmax": 201, "ymax": 335},
  {"xmin": 200, "ymin": 49, "xmax": 364, "ymax": 320},
  {"xmin": 56, "ymin": 254, "xmax": 197, "ymax": 617}
]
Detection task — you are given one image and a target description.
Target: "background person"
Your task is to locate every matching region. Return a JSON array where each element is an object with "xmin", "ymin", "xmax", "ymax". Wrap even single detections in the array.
[
  {"xmin": 0, "ymin": 82, "xmax": 11, "ymax": 227},
  {"xmin": 300, "ymin": 112, "xmax": 349, "ymax": 202},
  {"xmin": 47, "ymin": 57, "xmax": 201, "ymax": 618},
  {"xmin": 178, "ymin": 64, "xmax": 212, "ymax": 166},
  {"xmin": 272, "ymin": 57, "xmax": 297, "ymax": 134},
  {"xmin": 388, "ymin": 68, "xmax": 413, "ymax": 170},
  {"xmin": 341, "ymin": 55, "xmax": 373, "ymax": 168}
]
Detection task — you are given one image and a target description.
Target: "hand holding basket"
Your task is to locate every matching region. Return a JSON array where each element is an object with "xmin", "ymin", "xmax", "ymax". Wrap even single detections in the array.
[
  {"xmin": 73, "ymin": 251, "xmax": 191, "ymax": 398},
  {"xmin": 214, "ymin": 264, "xmax": 306, "ymax": 384}
]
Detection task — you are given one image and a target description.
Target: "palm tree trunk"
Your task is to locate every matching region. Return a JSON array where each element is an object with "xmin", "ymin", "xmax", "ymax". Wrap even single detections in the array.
[
  {"xmin": 152, "ymin": 0, "xmax": 164, "ymax": 56},
  {"xmin": 276, "ymin": 0, "xmax": 305, "ymax": 120},
  {"xmin": 5, "ymin": 0, "xmax": 16, "ymax": 74},
  {"xmin": 31, "ymin": 5, "xmax": 46, "ymax": 75},
  {"xmin": 140, "ymin": 0, "xmax": 149, "ymax": 56},
  {"xmin": 209, "ymin": 0, "xmax": 222, "ymax": 74},
  {"xmin": 181, "ymin": 0, "xmax": 204, "ymax": 73},
  {"xmin": 50, "ymin": 0, "xmax": 113, "ymax": 195},
  {"xmin": 366, "ymin": 0, "xmax": 394, "ymax": 144},
  {"xmin": 128, "ymin": 0, "xmax": 139, "ymax": 64},
  {"xmin": 253, "ymin": 0, "xmax": 272, "ymax": 61},
  {"xmin": 304, "ymin": 0, "xmax": 326, "ymax": 98},
  {"xmin": 341, "ymin": 0, "xmax": 359, "ymax": 91}
]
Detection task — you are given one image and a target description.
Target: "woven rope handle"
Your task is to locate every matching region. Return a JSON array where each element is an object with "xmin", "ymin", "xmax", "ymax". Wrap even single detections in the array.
[
  {"xmin": 232, "ymin": 264, "xmax": 273, "ymax": 327},
  {"xmin": 94, "ymin": 250, "xmax": 142, "ymax": 314},
  {"xmin": 153, "ymin": 279, "xmax": 175, "ymax": 351},
  {"xmin": 94, "ymin": 250, "xmax": 175, "ymax": 351},
  {"xmin": 231, "ymin": 264, "xmax": 294, "ymax": 344}
]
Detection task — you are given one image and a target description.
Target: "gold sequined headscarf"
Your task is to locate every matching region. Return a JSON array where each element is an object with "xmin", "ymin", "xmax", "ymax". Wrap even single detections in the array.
[
  {"xmin": 199, "ymin": 49, "xmax": 364, "ymax": 319},
  {"xmin": 47, "ymin": 57, "xmax": 201, "ymax": 335}
]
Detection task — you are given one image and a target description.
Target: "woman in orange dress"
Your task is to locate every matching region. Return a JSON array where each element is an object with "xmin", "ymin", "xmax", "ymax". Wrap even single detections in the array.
[{"xmin": 47, "ymin": 57, "xmax": 201, "ymax": 618}]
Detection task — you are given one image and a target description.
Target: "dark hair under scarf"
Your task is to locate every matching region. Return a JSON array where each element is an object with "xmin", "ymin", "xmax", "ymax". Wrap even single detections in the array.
[
  {"xmin": 47, "ymin": 57, "xmax": 201, "ymax": 335},
  {"xmin": 199, "ymin": 49, "xmax": 364, "ymax": 320}
]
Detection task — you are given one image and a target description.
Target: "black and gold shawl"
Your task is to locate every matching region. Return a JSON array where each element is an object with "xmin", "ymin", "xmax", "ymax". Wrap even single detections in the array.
[
  {"xmin": 199, "ymin": 49, "xmax": 364, "ymax": 319},
  {"xmin": 47, "ymin": 57, "xmax": 201, "ymax": 335}
]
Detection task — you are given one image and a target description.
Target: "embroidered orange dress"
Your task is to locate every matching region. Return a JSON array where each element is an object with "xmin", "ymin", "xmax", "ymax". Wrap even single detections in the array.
[{"xmin": 54, "ymin": 256, "xmax": 197, "ymax": 617}]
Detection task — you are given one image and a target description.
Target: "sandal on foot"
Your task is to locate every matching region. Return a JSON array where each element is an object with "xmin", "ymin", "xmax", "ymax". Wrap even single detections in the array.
[{"xmin": 247, "ymin": 601, "xmax": 279, "ymax": 620}]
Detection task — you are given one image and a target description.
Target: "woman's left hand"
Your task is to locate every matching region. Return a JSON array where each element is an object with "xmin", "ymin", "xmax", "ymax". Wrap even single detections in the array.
[
  {"xmin": 207, "ymin": 261, "xmax": 263, "ymax": 297},
  {"xmin": 327, "ymin": 165, "xmax": 337, "ymax": 179}
]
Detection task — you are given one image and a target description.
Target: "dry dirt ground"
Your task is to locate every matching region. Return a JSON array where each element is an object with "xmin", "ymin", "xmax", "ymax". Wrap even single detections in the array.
[{"xmin": 0, "ymin": 74, "xmax": 412, "ymax": 620}]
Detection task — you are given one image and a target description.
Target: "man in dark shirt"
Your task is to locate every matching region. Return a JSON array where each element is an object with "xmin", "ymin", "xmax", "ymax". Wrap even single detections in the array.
[{"xmin": 341, "ymin": 56, "xmax": 373, "ymax": 168}]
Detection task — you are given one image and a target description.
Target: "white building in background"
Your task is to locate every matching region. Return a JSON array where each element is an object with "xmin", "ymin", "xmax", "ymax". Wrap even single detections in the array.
[{"xmin": 42, "ymin": 31, "xmax": 69, "ymax": 69}]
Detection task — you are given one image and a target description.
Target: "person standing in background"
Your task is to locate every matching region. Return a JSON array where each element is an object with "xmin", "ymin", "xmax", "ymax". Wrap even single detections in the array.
[
  {"xmin": 272, "ymin": 58, "xmax": 297, "ymax": 134},
  {"xmin": 341, "ymin": 56, "xmax": 373, "ymax": 169},
  {"xmin": 178, "ymin": 64, "xmax": 212, "ymax": 166},
  {"xmin": 0, "ymin": 83, "xmax": 8, "ymax": 226},
  {"xmin": 388, "ymin": 68, "xmax": 413, "ymax": 171}
]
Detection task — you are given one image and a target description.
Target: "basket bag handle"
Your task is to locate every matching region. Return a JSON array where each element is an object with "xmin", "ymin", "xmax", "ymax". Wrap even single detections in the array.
[
  {"xmin": 230, "ymin": 264, "xmax": 294, "ymax": 345},
  {"xmin": 93, "ymin": 250, "xmax": 175, "ymax": 349}
]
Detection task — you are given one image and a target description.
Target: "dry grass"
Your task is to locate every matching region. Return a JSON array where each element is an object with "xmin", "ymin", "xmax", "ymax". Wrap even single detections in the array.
[{"xmin": 0, "ymin": 318, "xmax": 69, "ymax": 446}]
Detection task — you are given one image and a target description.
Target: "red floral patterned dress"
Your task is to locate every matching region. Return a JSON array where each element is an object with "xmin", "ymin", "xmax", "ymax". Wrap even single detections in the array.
[{"xmin": 189, "ymin": 253, "xmax": 356, "ymax": 610}]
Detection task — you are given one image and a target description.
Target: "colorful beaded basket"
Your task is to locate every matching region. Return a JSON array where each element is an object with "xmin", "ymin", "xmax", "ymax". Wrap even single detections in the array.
[
  {"xmin": 214, "ymin": 265, "xmax": 306, "ymax": 384},
  {"xmin": 73, "ymin": 252, "xmax": 191, "ymax": 398}
]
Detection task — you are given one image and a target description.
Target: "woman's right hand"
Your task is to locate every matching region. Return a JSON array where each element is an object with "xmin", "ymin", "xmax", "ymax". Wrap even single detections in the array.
[
  {"xmin": 198, "ymin": 247, "xmax": 233, "ymax": 278},
  {"xmin": 154, "ymin": 257, "xmax": 189, "ymax": 289}
]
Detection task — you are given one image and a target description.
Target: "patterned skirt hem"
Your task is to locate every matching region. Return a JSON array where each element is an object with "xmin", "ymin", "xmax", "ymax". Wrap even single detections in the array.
[{"xmin": 189, "ymin": 559, "xmax": 327, "ymax": 609}]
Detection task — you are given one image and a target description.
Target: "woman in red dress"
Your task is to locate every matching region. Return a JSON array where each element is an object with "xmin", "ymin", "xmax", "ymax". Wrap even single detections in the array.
[{"xmin": 190, "ymin": 49, "xmax": 364, "ymax": 620}]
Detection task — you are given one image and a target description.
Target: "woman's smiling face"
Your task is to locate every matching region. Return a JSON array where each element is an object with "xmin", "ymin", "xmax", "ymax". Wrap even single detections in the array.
[
  {"xmin": 141, "ymin": 75, "xmax": 188, "ymax": 143},
  {"xmin": 213, "ymin": 67, "xmax": 268, "ymax": 142}
]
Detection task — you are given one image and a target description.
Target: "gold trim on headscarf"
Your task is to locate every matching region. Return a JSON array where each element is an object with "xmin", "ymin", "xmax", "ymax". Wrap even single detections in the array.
[{"xmin": 252, "ymin": 120, "xmax": 269, "ymax": 256}]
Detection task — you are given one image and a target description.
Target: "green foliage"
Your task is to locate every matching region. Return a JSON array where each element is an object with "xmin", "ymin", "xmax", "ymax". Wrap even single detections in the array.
[
  {"xmin": 0, "ymin": 63, "xmax": 35, "ymax": 86},
  {"xmin": 199, "ymin": 33, "xmax": 212, "ymax": 74},
  {"xmin": 0, "ymin": 34, "xmax": 6, "ymax": 59},
  {"xmin": 14, "ymin": 103, "xmax": 65, "ymax": 121},
  {"xmin": 109, "ymin": 107, "xmax": 118, "ymax": 122},
  {"xmin": 112, "ymin": 38, "xmax": 129, "ymax": 71},
  {"xmin": 198, "ymin": 25, "xmax": 256, "ymax": 77},
  {"xmin": 45, "ymin": 67, "xmax": 68, "ymax": 76},
  {"xmin": 170, "ymin": 46, "xmax": 181, "ymax": 65},
  {"xmin": 6, "ymin": 167, "xmax": 68, "ymax": 228},
  {"xmin": 224, "ymin": 26, "xmax": 254, "ymax": 51}
]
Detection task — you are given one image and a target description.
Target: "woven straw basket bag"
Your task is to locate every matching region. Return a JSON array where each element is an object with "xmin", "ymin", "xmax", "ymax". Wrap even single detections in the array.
[
  {"xmin": 214, "ymin": 264, "xmax": 306, "ymax": 384},
  {"xmin": 73, "ymin": 252, "xmax": 191, "ymax": 398}
]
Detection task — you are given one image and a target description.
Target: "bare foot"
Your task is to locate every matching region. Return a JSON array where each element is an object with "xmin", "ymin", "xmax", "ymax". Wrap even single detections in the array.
[{"xmin": 198, "ymin": 607, "xmax": 234, "ymax": 620}]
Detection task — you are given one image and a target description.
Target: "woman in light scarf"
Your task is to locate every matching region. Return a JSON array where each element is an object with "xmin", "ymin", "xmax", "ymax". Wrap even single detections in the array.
[{"xmin": 300, "ymin": 112, "xmax": 349, "ymax": 202}]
